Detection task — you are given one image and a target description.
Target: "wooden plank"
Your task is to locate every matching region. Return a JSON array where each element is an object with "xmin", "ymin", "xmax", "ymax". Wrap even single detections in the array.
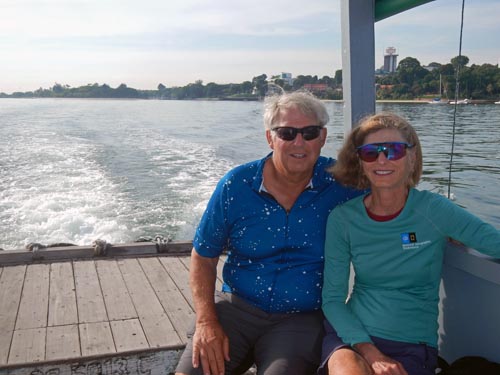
[
  {"xmin": 117, "ymin": 258, "xmax": 181, "ymax": 347},
  {"xmin": 0, "ymin": 241, "xmax": 193, "ymax": 267},
  {"xmin": 160, "ymin": 257, "xmax": 194, "ymax": 309},
  {"xmin": 0, "ymin": 349, "xmax": 183, "ymax": 375},
  {"xmin": 48, "ymin": 262, "xmax": 78, "ymax": 326},
  {"xmin": 8, "ymin": 328, "xmax": 46, "ymax": 364},
  {"xmin": 0, "ymin": 265, "xmax": 26, "ymax": 365},
  {"xmin": 108, "ymin": 241, "xmax": 192, "ymax": 256},
  {"xmin": 0, "ymin": 247, "xmax": 94, "ymax": 266},
  {"xmin": 0, "ymin": 251, "xmax": 35, "ymax": 266},
  {"xmin": 79, "ymin": 322, "xmax": 115, "ymax": 357},
  {"xmin": 46, "ymin": 324, "xmax": 80, "ymax": 361},
  {"xmin": 139, "ymin": 257, "xmax": 195, "ymax": 343},
  {"xmin": 15, "ymin": 264, "xmax": 50, "ymax": 330},
  {"xmin": 95, "ymin": 260, "xmax": 137, "ymax": 321},
  {"xmin": 73, "ymin": 261, "xmax": 108, "ymax": 323},
  {"xmin": 110, "ymin": 319, "xmax": 149, "ymax": 352}
]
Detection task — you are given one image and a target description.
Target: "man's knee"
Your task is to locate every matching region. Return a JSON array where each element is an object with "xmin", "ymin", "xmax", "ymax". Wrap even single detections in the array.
[
  {"xmin": 258, "ymin": 358, "xmax": 317, "ymax": 375},
  {"xmin": 328, "ymin": 348, "xmax": 371, "ymax": 375}
]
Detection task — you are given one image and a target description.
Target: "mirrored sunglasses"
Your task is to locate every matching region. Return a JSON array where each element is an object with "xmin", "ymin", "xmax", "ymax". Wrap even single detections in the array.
[
  {"xmin": 356, "ymin": 142, "xmax": 413, "ymax": 162},
  {"xmin": 271, "ymin": 125, "xmax": 323, "ymax": 141}
]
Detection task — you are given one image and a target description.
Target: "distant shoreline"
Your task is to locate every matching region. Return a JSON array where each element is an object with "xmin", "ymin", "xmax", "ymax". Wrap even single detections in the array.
[{"xmin": 0, "ymin": 97, "xmax": 496, "ymax": 104}]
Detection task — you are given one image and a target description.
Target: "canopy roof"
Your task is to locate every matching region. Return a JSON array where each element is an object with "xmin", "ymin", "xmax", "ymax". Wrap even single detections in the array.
[{"xmin": 375, "ymin": 0, "xmax": 435, "ymax": 21}]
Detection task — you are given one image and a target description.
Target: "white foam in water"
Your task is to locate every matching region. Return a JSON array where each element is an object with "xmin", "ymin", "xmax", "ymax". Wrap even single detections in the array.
[
  {"xmin": 129, "ymin": 131, "xmax": 234, "ymax": 241},
  {"xmin": 0, "ymin": 122, "xmax": 234, "ymax": 250},
  {"xmin": 0, "ymin": 132, "xmax": 133, "ymax": 250}
]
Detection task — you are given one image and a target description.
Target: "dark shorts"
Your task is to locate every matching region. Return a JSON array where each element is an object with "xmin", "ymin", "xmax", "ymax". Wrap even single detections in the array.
[
  {"xmin": 175, "ymin": 291, "xmax": 324, "ymax": 375},
  {"xmin": 318, "ymin": 320, "xmax": 438, "ymax": 375}
]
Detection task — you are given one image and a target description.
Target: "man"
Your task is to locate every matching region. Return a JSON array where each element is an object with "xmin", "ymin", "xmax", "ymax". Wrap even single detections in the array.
[{"xmin": 175, "ymin": 91, "xmax": 363, "ymax": 375}]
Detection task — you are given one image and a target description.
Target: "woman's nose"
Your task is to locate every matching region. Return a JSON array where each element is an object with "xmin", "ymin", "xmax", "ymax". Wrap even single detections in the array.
[{"xmin": 375, "ymin": 151, "xmax": 388, "ymax": 163}]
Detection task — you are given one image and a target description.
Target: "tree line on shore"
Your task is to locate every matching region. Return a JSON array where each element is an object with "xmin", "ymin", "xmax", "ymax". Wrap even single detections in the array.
[{"xmin": 2, "ymin": 55, "xmax": 499, "ymax": 101}]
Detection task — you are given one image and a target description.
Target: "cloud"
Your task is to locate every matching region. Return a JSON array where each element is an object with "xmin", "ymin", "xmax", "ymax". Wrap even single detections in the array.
[
  {"xmin": 1, "ymin": 0, "xmax": 498, "ymax": 93},
  {"xmin": 0, "ymin": 0, "xmax": 338, "ymax": 38}
]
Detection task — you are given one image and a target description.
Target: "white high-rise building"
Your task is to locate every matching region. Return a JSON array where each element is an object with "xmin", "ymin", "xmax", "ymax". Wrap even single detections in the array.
[
  {"xmin": 383, "ymin": 47, "xmax": 398, "ymax": 73},
  {"xmin": 280, "ymin": 72, "xmax": 293, "ymax": 86}
]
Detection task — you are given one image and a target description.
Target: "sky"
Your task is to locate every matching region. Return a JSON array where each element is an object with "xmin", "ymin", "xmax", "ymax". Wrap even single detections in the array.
[{"xmin": 1, "ymin": 0, "xmax": 499, "ymax": 94}]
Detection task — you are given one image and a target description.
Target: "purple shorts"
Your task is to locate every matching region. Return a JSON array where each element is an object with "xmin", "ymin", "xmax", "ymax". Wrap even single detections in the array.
[{"xmin": 318, "ymin": 320, "xmax": 438, "ymax": 375}]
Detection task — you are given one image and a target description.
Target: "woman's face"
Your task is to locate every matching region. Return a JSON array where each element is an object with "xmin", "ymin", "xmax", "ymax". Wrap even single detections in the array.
[{"xmin": 360, "ymin": 128, "xmax": 415, "ymax": 192}]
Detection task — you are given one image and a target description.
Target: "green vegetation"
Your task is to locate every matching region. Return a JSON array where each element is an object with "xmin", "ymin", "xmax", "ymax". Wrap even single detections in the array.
[
  {"xmin": 376, "ymin": 56, "xmax": 500, "ymax": 100},
  {"xmin": 1, "ymin": 56, "xmax": 499, "ymax": 101}
]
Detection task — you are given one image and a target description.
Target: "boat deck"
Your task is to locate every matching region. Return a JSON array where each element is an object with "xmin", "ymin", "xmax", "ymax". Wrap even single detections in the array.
[{"xmin": 0, "ymin": 242, "xmax": 221, "ymax": 375}]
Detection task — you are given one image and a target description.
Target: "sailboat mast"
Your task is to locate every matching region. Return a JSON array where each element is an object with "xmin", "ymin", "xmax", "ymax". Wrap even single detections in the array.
[{"xmin": 439, "ymin": 74, "xmax": 442, "ymax": 98}]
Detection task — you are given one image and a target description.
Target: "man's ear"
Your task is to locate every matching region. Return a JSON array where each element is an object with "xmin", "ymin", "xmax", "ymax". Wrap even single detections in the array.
[
  {"xmin": 266, "ymin": 130, "xmax": 274, "ymax": 149},
  {"xmin": 320, "ymin": 128, "xmax": 327, "ymax": 146}
]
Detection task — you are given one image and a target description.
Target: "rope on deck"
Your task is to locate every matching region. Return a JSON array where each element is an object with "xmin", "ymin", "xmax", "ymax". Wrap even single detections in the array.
[
  {"xmin": 21, "ymin": 234, "xmax": 173, "ymax": 256},
  {"xmin": 92, "ymin": 239, "xmax": 111, "ymax": 256},
  {"xmin": 155, "ymin": 234, "xmax": 172, "ymax": 253},
  {"xmin": 135, "ymin": 234, "xmax": 172, "ymax": 253},
  {"xmin": 26, "ymin": 242, "xmax": 76, "ymax": 252}
]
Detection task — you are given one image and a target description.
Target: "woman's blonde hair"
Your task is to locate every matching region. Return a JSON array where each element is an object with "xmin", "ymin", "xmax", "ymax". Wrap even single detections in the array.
[{"xmin": 329, "ymin": 112, "xmax": 423, "ymax": 189}]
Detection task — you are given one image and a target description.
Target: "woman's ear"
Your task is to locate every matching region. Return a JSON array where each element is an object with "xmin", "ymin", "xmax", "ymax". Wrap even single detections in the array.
[{"xmin": 408, "ymin": 148, "xmax": 417, "ymax": 173}]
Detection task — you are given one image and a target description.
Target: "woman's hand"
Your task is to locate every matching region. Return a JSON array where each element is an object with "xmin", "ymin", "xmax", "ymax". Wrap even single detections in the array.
[{"xmin": 355, "ymin": 342, "xmax": 408, "ymax": 375}]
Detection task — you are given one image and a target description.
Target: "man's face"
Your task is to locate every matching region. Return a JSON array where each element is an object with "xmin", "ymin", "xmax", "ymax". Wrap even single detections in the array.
[{"xmin": 266, "ymin": 107, "xmax": 326, "ymax": 178}]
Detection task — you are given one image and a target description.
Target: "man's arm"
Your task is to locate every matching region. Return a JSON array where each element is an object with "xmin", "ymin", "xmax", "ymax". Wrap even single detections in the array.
[{"xmin": 190, "ymin": 248, "xmax": 229, "ymax": 375}]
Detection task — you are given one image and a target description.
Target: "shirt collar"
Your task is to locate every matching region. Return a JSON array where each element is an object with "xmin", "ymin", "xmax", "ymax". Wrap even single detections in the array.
[{"xmin": 259, "ymin": 179, "xmax": 313, "ymax": 193}]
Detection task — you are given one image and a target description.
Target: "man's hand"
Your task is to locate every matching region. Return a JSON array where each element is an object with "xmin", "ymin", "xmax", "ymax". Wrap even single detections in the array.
[
  {"xmin": 355, "ymin": 342, "xmax": 408, "ymax": 375},
  {"xmin": 189, "ymin": 249, "xmax": 228, "ymax": 374},
  {"xmin": 192, "ymin": 320, "xmax": 230, "ymax": 375}
]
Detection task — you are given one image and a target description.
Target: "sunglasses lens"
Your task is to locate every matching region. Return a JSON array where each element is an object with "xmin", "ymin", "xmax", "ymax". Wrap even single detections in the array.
[
  {"xmin": 357, "ymin": 143, "xmax": 409, "ymax": 162},
  {"xmin": 272, "ymin": 126, "xmax": 322, "ymax": 141},
  {"xmin": 302, "ymin": 127, "xmax": 322, "ymax": 140},
  {"xmin": 274, "ymin": 128, "xmax": 297, "ymax": 141},
  {"xmin": 387, "ymin": 143, "xmax": 407, "ymax": 160},
  {"xmin": 358, "ymin": 145, "xmax": 379, "ymax": 162}
]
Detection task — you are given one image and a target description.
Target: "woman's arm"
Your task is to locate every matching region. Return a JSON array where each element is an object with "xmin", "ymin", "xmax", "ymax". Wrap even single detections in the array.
[{"xmin": 322, "ymin": 208, "xmax": 372, "ymax": 345}]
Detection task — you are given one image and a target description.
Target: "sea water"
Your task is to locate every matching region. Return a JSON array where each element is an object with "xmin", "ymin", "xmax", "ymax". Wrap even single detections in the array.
[{"xmin": 0, "ymin": 99, "xmax": 499, "ymax": 250}]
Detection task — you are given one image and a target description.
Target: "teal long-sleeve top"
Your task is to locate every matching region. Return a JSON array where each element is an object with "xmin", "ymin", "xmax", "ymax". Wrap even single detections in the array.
[{"xmin": 322, "ymin": 188, "xmax": 500, "ymax": 348}]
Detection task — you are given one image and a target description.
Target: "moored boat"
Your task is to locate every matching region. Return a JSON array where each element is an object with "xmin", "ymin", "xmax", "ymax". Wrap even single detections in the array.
[
  {"xmin": 448, "ymin": 98, "xmax": 470, "ymax": 105},
  {"xmin": 428, "ymin": 97, "xmax": 447, "ymax": 104}
]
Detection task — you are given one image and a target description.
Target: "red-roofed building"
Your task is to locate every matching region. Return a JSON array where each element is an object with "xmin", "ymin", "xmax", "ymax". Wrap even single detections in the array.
[{"xmin": 303, "ymin": 83, "xmax": 329, "ymax": 92}]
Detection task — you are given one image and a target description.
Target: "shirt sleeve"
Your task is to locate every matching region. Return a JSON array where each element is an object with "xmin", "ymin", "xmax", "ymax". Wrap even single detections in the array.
[
  {"xmin": 424, "ymin": 193, "xmax": 500, "ymax": 257},
  {"xmin": 322, "ymin": 207, "xmax": 373, "ymax": 345},
  {"xmin": 193, "ymin": 174, "xmax": 231, "ymax": 257}
]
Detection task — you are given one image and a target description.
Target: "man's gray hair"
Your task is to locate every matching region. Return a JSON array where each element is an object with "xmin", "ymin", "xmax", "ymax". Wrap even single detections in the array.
[{"xmin": 263, "ymin": 91, "xmax": 329, "ymax": 130}]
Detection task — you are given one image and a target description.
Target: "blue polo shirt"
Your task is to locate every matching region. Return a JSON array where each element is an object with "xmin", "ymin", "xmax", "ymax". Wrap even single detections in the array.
[{"xmin": 193, "ymin": 153, "xmax": 360, "ymax": 313}]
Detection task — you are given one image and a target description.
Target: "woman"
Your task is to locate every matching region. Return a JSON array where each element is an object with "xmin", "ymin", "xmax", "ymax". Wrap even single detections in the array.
[{"xmin": 319, "ymin": 112, "xmax": 500, "ymax": 375}]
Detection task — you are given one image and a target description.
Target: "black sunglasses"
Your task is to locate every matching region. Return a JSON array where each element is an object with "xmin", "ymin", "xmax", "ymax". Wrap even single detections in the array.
[
  {"xmin": 271, "ymin": 125, "xmax": 323, "ymax": 141},
  {"xmin": 356, "ymin": 142, "xmax": 413, "ymax": 162}
]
